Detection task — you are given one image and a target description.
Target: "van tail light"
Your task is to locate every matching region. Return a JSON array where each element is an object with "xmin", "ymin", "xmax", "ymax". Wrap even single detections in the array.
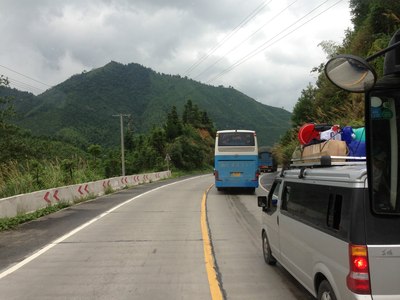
[{"xmin": 347, "ymin": 244, "xmax": 371, "ymax": 294}]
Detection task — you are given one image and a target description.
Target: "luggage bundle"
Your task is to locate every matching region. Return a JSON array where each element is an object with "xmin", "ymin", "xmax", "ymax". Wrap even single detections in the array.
[{"xmin": 292, "ymin": 123, "xmax": 366, "ymax": 166}]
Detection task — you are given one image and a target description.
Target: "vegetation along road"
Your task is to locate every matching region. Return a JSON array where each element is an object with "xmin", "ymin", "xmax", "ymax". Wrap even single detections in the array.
[{"xmin": 0, "ymin": 173, "xmax": 313, "ymax": 299}]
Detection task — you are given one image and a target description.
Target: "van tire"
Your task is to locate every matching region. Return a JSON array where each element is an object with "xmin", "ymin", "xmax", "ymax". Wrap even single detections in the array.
[
  {"xmin": 317, "ymin": 280, "xmax": 337, "ymax": 300},
  {"xmin": 262, "ymin": 231, "xmax": 276, "ymax": 265}
]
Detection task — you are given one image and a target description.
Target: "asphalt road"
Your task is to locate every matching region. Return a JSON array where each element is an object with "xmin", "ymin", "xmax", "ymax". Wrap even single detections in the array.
[{"xmin": 0, "ymin": 173, "xmax": 313, "ymax": 299}]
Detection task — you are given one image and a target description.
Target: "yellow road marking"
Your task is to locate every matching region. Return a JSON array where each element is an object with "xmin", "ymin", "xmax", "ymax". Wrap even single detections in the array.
[{"xmin": 201, "ymin": 184, "xmax": 223, "ymax": 300}]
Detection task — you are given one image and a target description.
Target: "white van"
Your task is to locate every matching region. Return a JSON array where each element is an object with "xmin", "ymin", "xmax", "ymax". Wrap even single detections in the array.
[{"xmin": 258, "ymin": 161, "xmax": 400, "ymax": 300}]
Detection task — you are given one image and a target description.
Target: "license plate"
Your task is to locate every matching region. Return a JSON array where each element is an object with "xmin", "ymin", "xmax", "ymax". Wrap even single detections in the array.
[{"xmin": 231, "ymin": 172, "xmax": 242, "ymax": 177}]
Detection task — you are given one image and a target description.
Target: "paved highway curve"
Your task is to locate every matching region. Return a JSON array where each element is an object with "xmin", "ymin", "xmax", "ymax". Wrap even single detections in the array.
[{"xmin": 0, "ymin": 173, "xmax": 313, "ymax": 299}]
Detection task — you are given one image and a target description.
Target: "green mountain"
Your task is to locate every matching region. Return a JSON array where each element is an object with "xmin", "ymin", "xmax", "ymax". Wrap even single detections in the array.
[{"xmin": 3, "ymin": 61, "xmax": 291, "ymax": 147}]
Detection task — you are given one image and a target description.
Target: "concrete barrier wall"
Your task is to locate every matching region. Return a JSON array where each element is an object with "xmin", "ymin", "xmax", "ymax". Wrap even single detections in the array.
[{"xmin": 0, "ymin": 170, "xmax": 172, "ymax": 219}]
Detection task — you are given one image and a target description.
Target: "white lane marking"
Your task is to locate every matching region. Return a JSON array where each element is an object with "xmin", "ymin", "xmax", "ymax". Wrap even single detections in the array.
[
  {"xmin": 259, "ymin": 173, "xmax": 269, "ymax": 193},
  {"xmin": 0, "ymin": 176, "xmax": 206, "ymax": 279}
]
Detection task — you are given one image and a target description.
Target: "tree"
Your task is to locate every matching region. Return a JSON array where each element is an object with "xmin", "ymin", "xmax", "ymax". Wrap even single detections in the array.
[
  {"xmin": 182, "ymin": 99, "xmax": 196, "ymax": 125},
  {"xmin": 318, "ymin": 40, "xmax": 341, "ymax": 59},
  {"xmin": 88, "ymin": 144, "xmax": 102, "ymax": 165},
  {"xmin": 165, "ymin": 106, "xmax": 182, "ymax": 141},
  {"xmin": 149, "ymin": 127, "xmax": 166, "ymax": 156},
  {"xmin": 182, "ymin": 99, "xmax": 202, "ymax": 127},
  {"xmin": 182, "ymin": 99, "xmax": 215, "ymax": 131},
  {"xmin": 29, "ymin": 159, "xmax": 44, "ymax": 188},
  {"xmin": 61, "ymin": 159, "xmax": 74, "ymax": 183},
  {"xmin": 0, "ymin": 76, "xmax": 15, "ymax": 129},
  {"xmin": 350, "ymin": 0, "xmax": 371, "ymax": 29},
  {"xmin": 200, "ymin": 111, "xmax": 214, "ymax": 131},
  {"xmin": 291, "ymin": 84, "xmax": 317, "ymax": 127},
  {"xmin": 182, "ymin": 99, "xmax": 193, "ymax": 124}
]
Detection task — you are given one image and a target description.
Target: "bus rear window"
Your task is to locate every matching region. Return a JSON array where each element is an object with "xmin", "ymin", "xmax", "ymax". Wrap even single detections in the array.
[{"xmin": 218, "ymin": 132, "xmax": 255, "ymax": 146}]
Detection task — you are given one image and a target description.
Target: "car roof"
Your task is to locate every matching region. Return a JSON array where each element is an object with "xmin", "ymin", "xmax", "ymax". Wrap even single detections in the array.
[
  {"xmin": 216, "ymin": 130, "xmax": 255, "ymax": 134},
  {"xmin": 282, "ymin": 164, "xmax": 368, "ymax": 184}
]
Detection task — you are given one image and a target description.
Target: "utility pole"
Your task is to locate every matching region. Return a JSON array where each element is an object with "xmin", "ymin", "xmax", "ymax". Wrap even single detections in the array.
[
  {"xmin": 113, "ymin": 114, "xmax": 130, "ymax": 176},
  {"xmin": 165, "ymin": 153, "xmax": 171, "ymax": 171}
]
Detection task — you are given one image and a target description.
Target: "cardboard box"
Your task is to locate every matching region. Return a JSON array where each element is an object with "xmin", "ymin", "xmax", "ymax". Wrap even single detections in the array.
[{"xmin": 302, "ymin": 140, "xmax": 348, "ymax": 158}]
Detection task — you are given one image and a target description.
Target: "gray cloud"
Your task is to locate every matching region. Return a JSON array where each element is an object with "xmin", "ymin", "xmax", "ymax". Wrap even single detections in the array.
[{"xmin": 0, "ymin": 0, "xmax": 352, "ymax": 110}]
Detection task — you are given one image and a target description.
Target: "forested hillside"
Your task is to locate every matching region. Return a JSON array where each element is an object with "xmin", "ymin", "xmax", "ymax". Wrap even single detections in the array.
[
  {"xmin": 2, "ymin": 61, "xmax": 291, "ymax": 148},
  {"xmin": 0, "ymin": 57, "xmax": 292, "ymax": 198},
  {"xmin": 0, "ymin": 81, "xmax": 216, "ymax": 197},
  {"xmin": 274, "ymin": 0, "xmax": 400, "ymax": 164}
]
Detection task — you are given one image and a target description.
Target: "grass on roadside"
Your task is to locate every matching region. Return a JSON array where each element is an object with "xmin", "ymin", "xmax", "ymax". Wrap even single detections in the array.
[
  {"xmin": 0, "ymin": 194, "xmax": 99, "ymax": 232},
  {"xmin": 0, "ymin": 202, "xmax": 71, "ymax": 231}
]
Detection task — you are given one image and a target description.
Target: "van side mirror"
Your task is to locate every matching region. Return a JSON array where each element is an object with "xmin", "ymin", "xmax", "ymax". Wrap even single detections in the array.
[
  {"xmin": 325, "ymin": 54, "xmax": 376, "ymax": 93},
  {"xmin": 258, "ymin": 196, "xmax": 267, "ymax": 208}
]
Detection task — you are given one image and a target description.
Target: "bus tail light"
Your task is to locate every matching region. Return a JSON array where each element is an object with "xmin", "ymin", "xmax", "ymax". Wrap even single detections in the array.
[
  {"xmin": 214, "ymin": 170, "xmax": 221, "ymax": 181},
  {"xmin": 253, "ymin": 170, "xmax": 260, "ymax": 181},
  {"xmin": 347, "ymin": 244, "xmax": 371, "ymax": 294}
]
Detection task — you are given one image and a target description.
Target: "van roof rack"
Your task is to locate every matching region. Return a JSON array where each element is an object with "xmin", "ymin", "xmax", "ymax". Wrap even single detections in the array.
[{"xmin": 290, "ymin": 155, "xmax": 366, "ymax": 168}]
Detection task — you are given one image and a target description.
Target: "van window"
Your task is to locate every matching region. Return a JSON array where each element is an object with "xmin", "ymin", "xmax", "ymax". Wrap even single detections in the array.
[
  {"xmin": 267, "ymin": 180, "xmax": 281, "ymax": 214},
  {"xmin": 281, "ymin": 182, "xmax": 350, "ymax": 239},
  {"xmin": 327, "ymin": 194, "xmax": 342, "ymax": 230},
  {"xmin": 369, "ymin": 94, "xmax": 400, "ymax": 215}
]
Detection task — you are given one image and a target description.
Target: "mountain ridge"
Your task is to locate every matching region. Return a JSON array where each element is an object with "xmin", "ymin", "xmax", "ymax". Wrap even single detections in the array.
[{"xmin": 2, "ymin": 61, "xmax": 291, "ymax": 147}]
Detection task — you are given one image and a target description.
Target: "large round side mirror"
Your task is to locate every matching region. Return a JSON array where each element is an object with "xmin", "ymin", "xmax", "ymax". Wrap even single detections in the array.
[{"xmin": 324, "ymin": 55, "xmax": 377, "ymax": 93}]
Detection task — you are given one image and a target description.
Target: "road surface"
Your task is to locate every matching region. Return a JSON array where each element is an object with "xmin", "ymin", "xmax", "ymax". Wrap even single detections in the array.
[{"xmin": 0, "ymin": 173, "xmax": 313, "ymax": 299}]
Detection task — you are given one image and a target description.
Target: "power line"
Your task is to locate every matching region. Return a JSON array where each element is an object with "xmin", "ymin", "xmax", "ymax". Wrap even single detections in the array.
[
  {"xmin": 180, "ymin": 0, "xmax": 343, "ymax": 102},
  {"xmin": 183, "ymin": 0, "xmax": 272, "ymax": 77},
  {"xmin": 206, "ymin": 0, "xmax": 343, "ymax": 85},
  {"xmin": 192, "ymin": 0, "xmax": 298, "ymax": 81},
  {"xmin": 206, "ymin": 0, "xmax": 332, "ymax": 83},
  {"xmin": 0, "ymin": 64, "xmax": 52, "ymax": 87},
  {"xmin": 6, "ymin": 76, "xmax": 45, "ymax": 94}
]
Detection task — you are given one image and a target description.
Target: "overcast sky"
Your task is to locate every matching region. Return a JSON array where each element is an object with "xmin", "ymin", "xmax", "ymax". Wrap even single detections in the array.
[{"xmin": 0, "ymin": 0, "xmax": 352, "ymax": 111}]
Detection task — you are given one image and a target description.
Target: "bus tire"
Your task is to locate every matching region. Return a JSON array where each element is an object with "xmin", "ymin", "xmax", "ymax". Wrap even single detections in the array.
[
  {"xmin": 262, "ymin": 231, "xmax": 276, "ymax": 265},
  {"xmin": 317, "ymin": 280, "xmax": 337, "ymax": 300}
]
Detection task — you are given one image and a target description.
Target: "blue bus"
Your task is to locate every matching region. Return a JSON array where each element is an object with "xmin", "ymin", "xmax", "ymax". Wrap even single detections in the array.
[{"xmin": 214, "ymin": 130, "xmax": 259, "ymax": 192}]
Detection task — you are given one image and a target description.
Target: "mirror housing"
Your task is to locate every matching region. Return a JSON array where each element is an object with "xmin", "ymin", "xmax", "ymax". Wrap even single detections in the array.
[
  {"xmin": 258, "ymin": 196, "xmax": 267, "ymax": 208},
  {"xmin": 325, "ymin": 54, "xmax": 377, "ymax": 93}
]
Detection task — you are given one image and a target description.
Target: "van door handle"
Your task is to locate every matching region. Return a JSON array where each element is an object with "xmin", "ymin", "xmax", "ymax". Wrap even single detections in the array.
[{"xmin": 277, "ymin": 215, "xmax": 279, "ymax": 225}]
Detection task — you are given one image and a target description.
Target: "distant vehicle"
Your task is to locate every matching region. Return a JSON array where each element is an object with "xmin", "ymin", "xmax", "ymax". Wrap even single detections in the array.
[
  {"xmin": 258, "ymin": 147, "xmax": 277, "ymax": 172},
  {"xmin": 214, "ymin": 130, "xmax": 259, "ymax": 192}
]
